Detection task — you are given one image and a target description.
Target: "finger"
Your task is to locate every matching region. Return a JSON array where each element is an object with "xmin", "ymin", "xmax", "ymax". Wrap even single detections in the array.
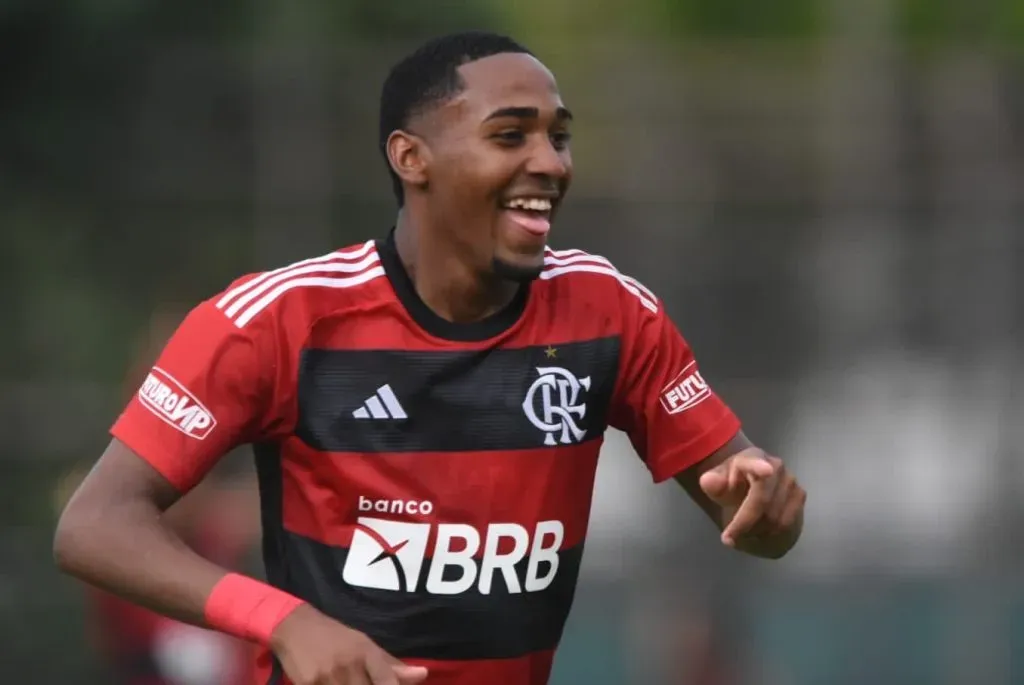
[
  {"xmin": 700, "ymin": 459, "xmax": 751, "ymax": 502},
  {"xmin": 728, "ymin": 453, "xmax": 773, "ymax": 498},
  {"xmin": 699, "ymin": 468, "xmax": 730, "ymax": 501},
  {"xmin": 364, "ymin": 653, "xmax": 400, "ymax": 685},
  {"xmin": 721, "ymin": 479, "xmax": 774, "ymax": 546},
  {"xmin": 344, "ymin": 664, "xmax": 373, "ymax": 685},
  {"xmin": 735, "ymin": 454, "xmax": 775, "ymax": 480},
  {"xmin": 728, "ymin": 460, "xmax": 745, "ymax": 492},
  {"xmin": 776, "ymin": 488, "xmax": 806, "ymax": 531},
  {"xmin": 394, "ymin": 664, "xmax": 430, "ymax": 684},
  {"xmin": 701, "ymin": 453, "xmax": 776, "ymax": 506},
  {"xmin": 764, "ymin": 476, "xmax": 792, "ymax": 528}
]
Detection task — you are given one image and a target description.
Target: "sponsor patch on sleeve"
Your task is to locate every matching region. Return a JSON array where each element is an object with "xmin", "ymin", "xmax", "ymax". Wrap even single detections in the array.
[
  {"xmin": 659, "ymin": 361, "xmax": 712, "ymax": 415},
  {"xmin": 137, "ymin": 367, "xmax": 217, "ymax": 439}
]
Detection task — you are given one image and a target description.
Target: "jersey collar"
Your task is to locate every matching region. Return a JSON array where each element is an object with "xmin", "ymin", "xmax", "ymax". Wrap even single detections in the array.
[{"xmin": 375, "ymin": 228, "xmax": 530, "ymax": 342}]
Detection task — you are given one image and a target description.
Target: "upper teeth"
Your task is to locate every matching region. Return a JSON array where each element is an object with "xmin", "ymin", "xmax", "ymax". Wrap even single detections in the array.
[{"xmin": 505, "ymin": 198, "xmax": 552, "ymax": 212}]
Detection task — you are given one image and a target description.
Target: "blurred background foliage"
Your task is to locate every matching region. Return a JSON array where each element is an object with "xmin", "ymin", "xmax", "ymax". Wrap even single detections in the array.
[{"xmin": 4, "ymin": 0, "xmax": 1021, "ymax": 381}]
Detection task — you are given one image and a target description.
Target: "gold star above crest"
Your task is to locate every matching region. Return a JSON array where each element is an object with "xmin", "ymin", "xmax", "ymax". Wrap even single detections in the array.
[{"xmin": 544, "ymin": 346, "xmax": 558, "ymax": 359}]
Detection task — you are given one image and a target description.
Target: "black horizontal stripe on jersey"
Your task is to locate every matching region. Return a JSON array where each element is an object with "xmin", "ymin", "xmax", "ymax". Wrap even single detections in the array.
[
  {"xmin": 295, "ymin": 337, "xmax": 620, "ymax": 453},
  {"xmin": 254, "ymin": 442, "xmax": 289, "ymax": 685},
  {"xmin": 278, "ymin": 529, "xmax": 584, "ymax": 661}
]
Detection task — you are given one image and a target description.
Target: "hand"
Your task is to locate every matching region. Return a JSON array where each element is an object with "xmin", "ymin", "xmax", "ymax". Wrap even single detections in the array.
[
  {"xmin": 270, "ymin": 604, "xmax": 429, "ymax": 685},
  {"xmin": 698, "ymin": 447, "xmax": 805, "ymax": 550}
]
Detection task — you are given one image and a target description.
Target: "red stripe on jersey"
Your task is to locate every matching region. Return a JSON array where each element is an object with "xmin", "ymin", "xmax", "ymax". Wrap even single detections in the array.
[
  {"xmin": 278, "ymin": 439, "xmax": 601, "ymax": 551},
  {"xmin": 254, "ymin": 647, "xmax": 556, "ymax": 685},
  {"xmin": 403, "ymin": 650, "xmax": 556, "ymax": 685}
]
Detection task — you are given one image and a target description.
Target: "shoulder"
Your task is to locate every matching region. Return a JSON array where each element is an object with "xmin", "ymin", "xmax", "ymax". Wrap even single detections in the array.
[
  {"xmin": 538, "ymin": 246, "xmax": 659, "ymax": 316},
  {"xmin": 207, "ymin": 239, "xmax": 387, "ymax": 333}
]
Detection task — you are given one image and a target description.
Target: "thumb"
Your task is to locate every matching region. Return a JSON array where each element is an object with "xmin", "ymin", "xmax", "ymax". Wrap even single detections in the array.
[
  {"xmin": 394, "ymin": 664, "xmax": 429, "ymax": 683},
  {"xmin": 699, "ymin": 466, "xmax": 731, "ymax": 501}
]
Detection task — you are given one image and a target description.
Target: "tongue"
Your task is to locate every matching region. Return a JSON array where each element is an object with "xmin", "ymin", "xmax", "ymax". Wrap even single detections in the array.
[{"xmin": 505, "ymin": 209, "xmax": 551, "ymax": 236}]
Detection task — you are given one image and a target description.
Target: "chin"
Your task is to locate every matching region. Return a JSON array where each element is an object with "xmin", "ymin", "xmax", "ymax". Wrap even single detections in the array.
[{"xmin": 491, "ymin": 255, "xmax": 544, "ymax": 283}]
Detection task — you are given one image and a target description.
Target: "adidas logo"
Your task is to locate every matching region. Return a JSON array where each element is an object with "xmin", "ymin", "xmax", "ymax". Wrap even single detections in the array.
[{"xmin": 353, "ymin": 384, "xmax": 407, "ymax": 420}]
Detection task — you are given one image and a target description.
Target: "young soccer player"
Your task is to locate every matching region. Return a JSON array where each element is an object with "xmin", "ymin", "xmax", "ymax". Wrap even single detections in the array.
[{"xmin": 55, "ymin": 31, "xmax": 805, "ymax": 685}]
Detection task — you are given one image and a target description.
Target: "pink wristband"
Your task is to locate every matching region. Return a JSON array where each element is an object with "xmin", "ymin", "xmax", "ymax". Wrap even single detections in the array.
[{"xmin": 204, "ymin": 573, "xmax": 306, "ymax": 645}]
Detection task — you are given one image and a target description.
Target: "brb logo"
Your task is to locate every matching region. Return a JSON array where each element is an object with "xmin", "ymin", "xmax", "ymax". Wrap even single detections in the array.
[
  {"xmin": 522, "ymin": 366, "xmax": 591, "ymax": 446},
  {"xmin": 659, "ymin": 361, "xmax": 711, "ymax": 415},
  {"xmin": 138, "ymin": 367, "xmax": 217, "ymax": 439},
  {"xmin": 342, "ymin": 497, "xmax": 564, "ymax": 596}
]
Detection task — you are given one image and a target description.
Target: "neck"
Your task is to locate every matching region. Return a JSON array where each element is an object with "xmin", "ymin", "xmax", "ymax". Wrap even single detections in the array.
[{"xmin": 393, "ymin": 210, "xmax": 520, "ymax": 324}]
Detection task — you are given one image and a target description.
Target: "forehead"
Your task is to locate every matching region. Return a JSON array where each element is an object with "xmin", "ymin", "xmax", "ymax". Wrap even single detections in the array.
[{"xmin": 452, "ymin": 53, "xmax": 563, "ymax": 114}]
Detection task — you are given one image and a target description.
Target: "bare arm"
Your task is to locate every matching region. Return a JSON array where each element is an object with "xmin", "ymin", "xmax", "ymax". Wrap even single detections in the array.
[
  {"xmin": 53, "ymin": 438, "xmax": 231, "ymax": 626},
  {"xmin": 674, "ymin": 432, "xmax": 755, "ymax": 528},
  {"xmin": 59, "ymin": 292, "xmax": 434, "ymax": 683},
  {"xmin": 674, "ymin": 431, "xmax": 805, "ymax": 559},
  {"xmin": 602, "ymin": 260, "xmax": 805, "ymax": 560}
]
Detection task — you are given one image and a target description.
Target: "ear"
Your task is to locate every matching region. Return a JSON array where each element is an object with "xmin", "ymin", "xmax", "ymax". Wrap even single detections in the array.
[{"xmin": 386, "ymin": 130, "xmax": 430, "ymax": 191}]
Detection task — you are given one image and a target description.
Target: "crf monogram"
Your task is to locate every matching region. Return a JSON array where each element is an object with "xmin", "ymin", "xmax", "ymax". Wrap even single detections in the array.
[{"xmin": 522, "ymin": 366, "xmax": 591, "ymax": 446}]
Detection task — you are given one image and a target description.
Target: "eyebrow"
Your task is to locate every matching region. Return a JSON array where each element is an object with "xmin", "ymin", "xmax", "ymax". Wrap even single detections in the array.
[{"xmin": 483, "ymin": 106, "xmax": 573, "ymax": 122}]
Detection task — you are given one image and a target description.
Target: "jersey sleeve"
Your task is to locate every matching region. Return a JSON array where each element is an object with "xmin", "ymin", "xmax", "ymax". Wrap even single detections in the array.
[
  {"xmin": 110, "ymin": 295, "xmax": 284, "ymax": 492},
  {"xmin": 609, "ymin": 288, "xmax": 741, "ymax": 483}
]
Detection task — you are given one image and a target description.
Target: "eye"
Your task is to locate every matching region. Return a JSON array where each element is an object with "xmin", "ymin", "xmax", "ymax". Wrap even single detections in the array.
[
  {"xmin": 550, "ymin": 130, "xmax": 572, "ymax": 150},
  {"xmin": 492, "ymin": 130, "xmax": 525, "ymax": 146}
]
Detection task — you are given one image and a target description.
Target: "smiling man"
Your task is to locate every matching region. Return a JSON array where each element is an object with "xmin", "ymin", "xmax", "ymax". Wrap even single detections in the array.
[{"xmin": 54, "ymin": 32, "xmax": 805, "ymax": 685}]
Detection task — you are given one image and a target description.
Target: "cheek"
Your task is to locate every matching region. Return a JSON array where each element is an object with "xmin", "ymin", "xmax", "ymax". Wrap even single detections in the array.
[
  {"xmin": 438, "ymin": 159, "xmax": 501, "ymax": 208},
  {"xmin": 446, "ymin": 145, "xmax": 516, "ymax": 193}
]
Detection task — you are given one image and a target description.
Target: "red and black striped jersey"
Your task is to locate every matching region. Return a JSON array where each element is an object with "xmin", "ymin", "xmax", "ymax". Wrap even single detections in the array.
[{"xmin": 111, "ymin": 230, "xmax": 741, "ymax": 685}]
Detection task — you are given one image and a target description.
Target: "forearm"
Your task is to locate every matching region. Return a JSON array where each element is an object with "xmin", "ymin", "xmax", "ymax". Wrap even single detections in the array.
[{"xmin": 54, "ymin": 497, "xmax": 228, "ymax": 627}]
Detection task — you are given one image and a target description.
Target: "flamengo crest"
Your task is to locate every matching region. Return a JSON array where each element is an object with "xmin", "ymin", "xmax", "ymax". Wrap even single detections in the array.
[{"xmin": 522, "ymin": 366, "xmax": 591, "ymax": 446}]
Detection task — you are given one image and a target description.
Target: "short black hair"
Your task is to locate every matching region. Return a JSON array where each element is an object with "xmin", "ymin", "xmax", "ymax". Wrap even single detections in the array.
[{"xmin": 378, "ymin": 31, "xmax": 533, "ymax": 207}]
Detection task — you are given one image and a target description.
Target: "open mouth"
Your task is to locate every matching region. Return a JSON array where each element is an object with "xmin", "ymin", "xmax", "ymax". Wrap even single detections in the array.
[{"xmin": 501, "ymin": 197, "xmax": 554, "ymax": 237}]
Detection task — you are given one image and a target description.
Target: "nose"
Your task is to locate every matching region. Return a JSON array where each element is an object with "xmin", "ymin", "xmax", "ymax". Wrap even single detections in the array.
[{"xmin": 526, "ymin": 136, "xmax": 570, "ymax": 180}]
